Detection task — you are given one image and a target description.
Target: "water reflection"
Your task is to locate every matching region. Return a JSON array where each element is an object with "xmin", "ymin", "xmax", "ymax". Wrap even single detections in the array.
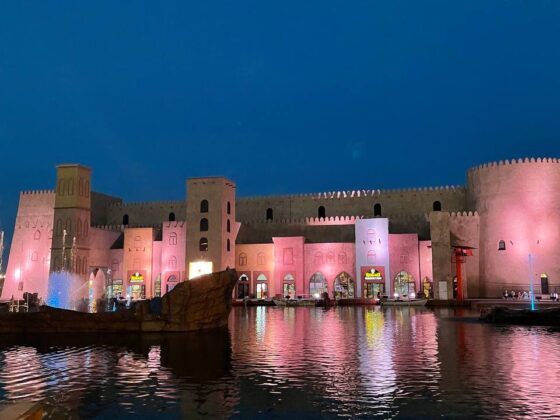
[{"xmin": 0, "ymin": 307, "xmax": 559, "ymax": 418}]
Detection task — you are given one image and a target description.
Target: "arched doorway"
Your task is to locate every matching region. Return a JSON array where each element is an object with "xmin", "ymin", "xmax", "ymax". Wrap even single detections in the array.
[
  {"xmin": 309, "ymin": 272, "xmax": 328, "ymax": 298},
  {"xmin": 283, "ymin": 273, "xmax": 295, "ymax": 298},
  {"xmin": 334, "ymin": 272, "xmax": 354, "ymax": 299},
  {"xmin": 394, "ymin": 271, "xmax": 415, "ymax": 297},
  {"xmin": 237, "ymin": 274, "xmax": 250, "ymax": 299},
  {"xmin": 422, "ymin": 277, "xmax": 433, "ymax": 298},
  {"xmin": 256, "ymin": 273, "xmax": 268, "ymax": 299},
  {"xmin": 541, "ymin": 274, "xmax": 549, "ymax": 295}
]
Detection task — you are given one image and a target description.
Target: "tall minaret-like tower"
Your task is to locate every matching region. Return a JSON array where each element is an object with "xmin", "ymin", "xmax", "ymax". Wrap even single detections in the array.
[
  {"xmin": 186, "ymin": 177, "xmax": 236, "ymax": 279},
  {"xmin": 50, "ymin": 164, "xmax": 92, "ymax": 283}
]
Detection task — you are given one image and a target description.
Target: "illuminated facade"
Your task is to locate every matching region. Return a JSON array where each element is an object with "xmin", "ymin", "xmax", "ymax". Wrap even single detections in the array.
[{"xmin": 2, "ymin": 158, "xmax": 560, "ymax": 303}]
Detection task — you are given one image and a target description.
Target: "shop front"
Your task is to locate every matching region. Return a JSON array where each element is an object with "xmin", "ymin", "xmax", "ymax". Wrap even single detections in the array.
[
  {"xmin": 128, "ymin": 271, "xmax": 146, "ymax": 300},
  {"xmin": 362, "ymin": 266, "xmax": 385, "ymax": 299}
]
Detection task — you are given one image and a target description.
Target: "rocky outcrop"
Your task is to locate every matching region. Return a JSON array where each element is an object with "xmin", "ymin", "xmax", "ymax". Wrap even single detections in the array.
[{"xmin": 0, "ymin": 269, "xmax": 237, "ymax": 334}]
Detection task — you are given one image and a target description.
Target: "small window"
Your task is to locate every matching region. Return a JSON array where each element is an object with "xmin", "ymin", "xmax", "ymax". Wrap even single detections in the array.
[
  {"xmin": 227, "ymin": 201, "xmax": 231, "ymax": 215},
  {"xmin": 318, "ymin": 206, "xmax": 326, "ymax": 219},
  {"xmin": 169, "ymin": 232, "xmax": 178, "ymax": 245},
  {"xmin": 31, "ymin": 251, "xmax": 38, "ymax": 262},
  {"xmin": 168, "ymin": 256, "xmax": 177, "ymax": 269},
  {"xmin": 374, "ymin": 203, "xmax": 382, "ymax": 217},
  {"xmin": 326, "ymin": 252, "xmax": 335, "ymax": 264},
  {"xmin": 200, "ymin": 200, "xmax": 209, "ymax": 213},
  {"xmin": 338, "ymin": 252, "xmax": 347, "ymax": 265},
  {"xmin": 199, "ymin": 237, "xmax": 208, "ymax": 252},
  {"xmin": 266, "ymin": 208, "xmax": 273, "ymax": 221},
  {"xmin": 123, "ymin": 214, "xmax": 129, "ymax": 226},
  {"xmin": 433, "ymin": 201, "xmax": 442, "ymax": 212},
  {"xmin": 227, "ymin": 239, "xmax": 231, "ymax": 252},
  {"xmin": 314, "ymin": 252, "xmax": 323, "ymax": 265},
  {"xmin": 257, "ymin": 252, "xmax": 265, "ymax": 265},
  {"xmin": 169, "ymin": 212, "xmax": 176, "ymax": 222},
  {"xmin": 200, "ymin": 218, "xmax": 209, "ymax": 232},
  {"xmin": 498, "ymin": 240, "xmax": 506, "ymax": 251},
  {"xmin": 34, "ymin": 230, "xmax": 41, "ymax": 240},
  {"xmin": 227, "ymin": 219, "xmax": 231, "ymax": 233},
  {"xmin": 239, "ymin": 253, "xmax": 247, "ymax": 266}
]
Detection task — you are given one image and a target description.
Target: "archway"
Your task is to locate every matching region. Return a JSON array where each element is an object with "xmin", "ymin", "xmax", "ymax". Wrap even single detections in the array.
[
  {"xmin": 256, "ymin": 273, "xmax": 268, "ymax": 299},
  {"xmin": 422, "ymin": 277, "xmax": 433, "ymax": 298},
  {"xmin": 334, "ymin": 272, "xmax": 354, "ymax": 299},
  {"xmin": 237, "ymin": 274, "xmax": 250, "ymax": 299},
  {"xmin": 309, "ymin": 272, "xmax": 328, "ymax": 298},
  {"xmin": 541, "ymin": 274, "xmax": 549, "ymax": 295},
  {"xmin": 394, "ymin": 271, "xmax": 415, "ymax": 297}
]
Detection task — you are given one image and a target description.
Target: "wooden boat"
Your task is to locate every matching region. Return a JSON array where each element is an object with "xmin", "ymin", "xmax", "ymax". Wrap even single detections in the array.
[
  {"xmin": 0, "ymin": 269, "xmax": 238, "ymax": 334},
  {"xmin": 381, "ymin": 298, "xmax": 428, "ymax": 307}
]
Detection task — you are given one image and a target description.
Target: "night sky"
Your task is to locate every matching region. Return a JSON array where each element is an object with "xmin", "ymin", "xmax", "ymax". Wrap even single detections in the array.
[{"xmin": 1, "ymin": 1, "xmax": 559, "ymax": 260}]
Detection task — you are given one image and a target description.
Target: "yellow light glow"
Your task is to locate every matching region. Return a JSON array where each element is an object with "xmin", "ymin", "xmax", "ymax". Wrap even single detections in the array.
[{"xmin": 188, "ymin": 261, "xmax": 213, "ymax": 280}]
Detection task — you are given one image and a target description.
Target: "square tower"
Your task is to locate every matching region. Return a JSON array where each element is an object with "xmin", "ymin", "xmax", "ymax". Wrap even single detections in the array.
[
  {"xmin": 186, "ymin": 177, "xmax": 236, "ymax": 279},
  {"xmin": 50, "ymin": 164, "xmax": 92, "ymax": 277}
]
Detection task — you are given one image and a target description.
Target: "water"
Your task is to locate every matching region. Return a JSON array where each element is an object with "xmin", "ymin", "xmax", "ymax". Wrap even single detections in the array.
[
  {"xmin": 0, "ymin": 306, "xmax": 559, "ymax": 418},
  {"xmin": 46, "ymin": 272, "xmax": 88, "ymax": 310}
]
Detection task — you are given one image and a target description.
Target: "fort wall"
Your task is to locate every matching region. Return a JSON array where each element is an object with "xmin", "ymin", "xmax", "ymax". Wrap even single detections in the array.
[
  {"xmin": 467, "ymin": 158, "xmax": 560, "ymax": 296},
  {"xmin": 3, "ymin": 190, "xmax": 56, "ymax": 299}
]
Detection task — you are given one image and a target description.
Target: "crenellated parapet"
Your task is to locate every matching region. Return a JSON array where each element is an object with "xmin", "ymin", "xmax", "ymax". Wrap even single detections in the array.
[
  {"xmin": 20, "ymin": 189, "xmax": 56, "ymax": 195},
  {"xmin": 108, "ymin": 200, "xmax": 184, "ymax": 208},
  {"xmin": 468, "ymin": 157, "xmax": 560, "ymax": 173},
  {"xmin": 240, "ymin": 185, "xmax": 465, "ymax": 202},
  {"xmin": 242, "ymin": 215, "xmax": 364, "ymax": 226},
  {"xmin": 163, "ymin": 221, "xmax": 186, "ymax": 229}
]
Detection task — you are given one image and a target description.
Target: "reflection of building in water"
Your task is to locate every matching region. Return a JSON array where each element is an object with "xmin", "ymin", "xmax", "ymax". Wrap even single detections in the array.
[{"xmin": 4, "ymin": 158, "xmax": 560, "ymax": 302}]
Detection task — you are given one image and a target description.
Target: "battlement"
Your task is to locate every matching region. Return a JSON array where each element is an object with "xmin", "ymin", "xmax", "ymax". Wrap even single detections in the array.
[
  {"xmin": 163, "ymin": 221, "xmax": 186, "ymax": 228},
  {"xmin": 108, "ymin": 200, "xmax": 184, "ymax": 208},
  {"xmin": 449, "ymin": 211, "xmax": 479, "ymax": 218},
  {"xmin": 468, "ymin": 157, "xmax": 560, "ymax": 173},
  {"xmin": 92, "ymin": 223, "xmax": 163, "ymax": 230},
  {"xmin": 242, "ymin": 215, "xmax": 365, "ymax": 225},
  {"xmin": 239, "ymin": 185, "xmax": 465, "ymax": 202},
  {"xmin": 20, "ymin": 189, "xmax": 55, "ymax": 196}
]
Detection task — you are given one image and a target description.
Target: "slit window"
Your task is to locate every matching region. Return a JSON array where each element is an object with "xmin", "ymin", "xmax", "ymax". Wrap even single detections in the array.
[
  {"xmin": 200, "ymin": 200, "xmax": 209, "ymax": 213},
  {"xmin": 266, "ymin": 208, "xmax": 273, "ymax": 221},
  {"xmin": 227, "ymin": 201, "xmax": 231, "ymax": 215},
  {"xmin": 374, "ymin": 203, "xmax": 382, "ymax": 217},
  {"xmin": 318, "ymin": 206, "xmax": 326, "ymax": 219},
  {"xmin": 200, "ymin": 218, "xmax": 209, "ymax": 232},
  {"xmin": 169, "ymin": 212, "xmax": 176, "ymax": 222},
  {"xmin": 498, "ymin": 240, "xmax": 506, "ymax": 251},
  {"xmin": 199, "ymin": 237, "xmax": 208, "ymax": 252},
  {"xmin": 433, "ymin": 201, "xmax": 442, "ymax": 211},
  {"xmin": 123, "ymin": 214, "xmax": 129, "ymax": 226},
  {"xmin": 227, "ymin": 239, "xmax": 231, "ymax": 252}
]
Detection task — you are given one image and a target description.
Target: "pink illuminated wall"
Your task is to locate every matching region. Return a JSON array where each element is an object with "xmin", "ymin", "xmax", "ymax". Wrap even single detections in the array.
[
  {"xmin": 2, "ymin": 191, "xmax": 55, "ymax": 300},
  {"xmin": 419, "ymin": 240, "xmax": 433, "ymax": 283},
  {"xmin": 388, "ymin": 234, "xmax": 420, "ymax": 293},
  {"xmin": 272, "ymin": 237, "xmax": 305, "ymax": 297},
  {"xmin": 303, "ymin": 243, "xmax": 355, "ymax": 295},
  {"xmin": 235, "ymin": 243, "xmax": 274, "ymax": 296},
  {"xmin": 160, "ymin": 221, "xmax": 186, "ymax": 294},
  {"xmin": 468, "ymin": 159, "xmax": 560, "ymax": 296}
]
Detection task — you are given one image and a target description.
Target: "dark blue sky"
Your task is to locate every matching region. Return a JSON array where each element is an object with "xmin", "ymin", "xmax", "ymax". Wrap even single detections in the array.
[{"xmin": 1, "ymin": 1, "xmax": 559, "ymax": 254}]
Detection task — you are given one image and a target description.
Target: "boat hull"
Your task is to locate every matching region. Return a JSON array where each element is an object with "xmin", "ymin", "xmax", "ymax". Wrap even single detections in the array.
[{"xmin": 0, "ymin": 269, "xmax": 238, "ymax": 334}]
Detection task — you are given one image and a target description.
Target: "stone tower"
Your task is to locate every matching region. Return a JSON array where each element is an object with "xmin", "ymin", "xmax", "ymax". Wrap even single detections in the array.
[
  {"xmin": 186, "ymin": 177, "xmax": 236, "ymax": 279},
  {"xmin": 50, "ymin": 164, "xmax": 92, "ymax": 281}
]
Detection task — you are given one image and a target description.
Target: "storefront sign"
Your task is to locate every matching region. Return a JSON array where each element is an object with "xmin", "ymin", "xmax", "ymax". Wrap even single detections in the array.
[
  {"xmin": 361, "ymin": 266, "xmax": 385, "ymax": 282},
  {"xmin": 130, "ymin": 272, "xmax": 144, "ymax": 282}
]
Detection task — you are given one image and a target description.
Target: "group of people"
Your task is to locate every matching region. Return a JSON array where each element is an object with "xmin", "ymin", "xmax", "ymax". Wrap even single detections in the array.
[{"xmin": 503, "ymin": 289, "xmax": 560, "ymax": 301}]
